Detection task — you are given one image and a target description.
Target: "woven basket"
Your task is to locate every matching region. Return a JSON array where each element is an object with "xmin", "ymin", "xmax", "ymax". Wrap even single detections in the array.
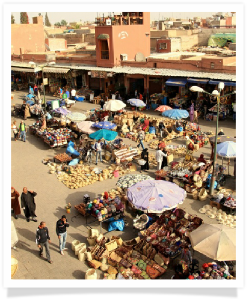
[
  {"xmin": 192, "ymin": 190, "xmax": 198, "ymax": 200},
  {"xmin": 11, "ymin": 256, "xmax": 18, "ymax": 278},
  {"xmin": 198, "ymin": 188, "xmax": 208, "ymax": 201}
]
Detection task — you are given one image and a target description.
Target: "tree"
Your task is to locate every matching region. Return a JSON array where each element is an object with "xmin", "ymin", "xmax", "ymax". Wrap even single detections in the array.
[
  {"xmin": 61, "ymin": 20, "xmax": 67, "ymax": 26},
  {"xmin": 54, "ymin": 22, "xmax": 61, "ymax": 27},
  {"xmin": 20, "ymin": 12, "xmax": 29, "ymax": 24},
  {"xmin": 11, "ymin": 14, "xmax": 15, "ymax": 24},
  {"xmin": 45, "ymin": 12, "xmax": 51, "ymax": 27},
  {"xmin": 38, "ymin": 13, "xmax": 42, "ymax": 16}
]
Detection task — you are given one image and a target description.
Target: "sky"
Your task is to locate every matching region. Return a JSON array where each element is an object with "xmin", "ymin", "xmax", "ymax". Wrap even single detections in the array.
[{"xmin": 11, "ymin": 12, "xmax": 223, "ymax": 24}]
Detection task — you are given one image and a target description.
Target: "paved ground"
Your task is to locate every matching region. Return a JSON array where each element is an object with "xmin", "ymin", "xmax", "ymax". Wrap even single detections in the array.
[{"xmin": 11, "ymin": 91, "xmax": 236, "ymax": 279}]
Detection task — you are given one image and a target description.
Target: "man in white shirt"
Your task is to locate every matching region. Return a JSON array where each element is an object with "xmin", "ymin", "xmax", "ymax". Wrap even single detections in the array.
[
  {"xmin": 71, "ymin": 88, "xmax": 76, "ymax": 101},
  {"xmin": 155, "ymin": 148, "xmax": 167, "ymax": 170},
  {"xmin": 94, "ymin": 139, "xmax": 103, "ymax": 165}
]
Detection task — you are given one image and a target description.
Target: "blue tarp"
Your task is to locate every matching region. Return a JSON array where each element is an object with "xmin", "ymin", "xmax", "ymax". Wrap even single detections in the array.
[
  {"xmin": 165, "ymin": 77, "xmax": 187, "ymax": 87},
  {"xmin": 209, "ymin": 80, "xmax": 236, "ymax": 87},
  {"xmin": 187, "ymin": 78, "xmax": 209, "ymax": 84}
]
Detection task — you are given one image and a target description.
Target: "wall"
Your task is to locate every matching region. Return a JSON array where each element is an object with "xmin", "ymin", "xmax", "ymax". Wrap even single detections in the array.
[
  {"xmin": 11, "ymin": 16, "xmax": 46, "ymax": 54},
  {"xmin": 198, "ymin": 28, "xmax": 236, "ymax": 46},
  {"xmin": 171, "ymin": 38, "xmax": 181, "ymax": 52},
  {"xmin": 180, "ymin": 34, "xmax": 198, "ymax": 50},
  {"xmin": 96, "ymin": 12, "xmax": 150, "ymax": 67},
  {"xmin": 84, "ymin": 33, "xmax": 96, "ymax": 44},
  {"xmin": 45, "ymin": 38, "xmax": 67, "ymax": 51}
]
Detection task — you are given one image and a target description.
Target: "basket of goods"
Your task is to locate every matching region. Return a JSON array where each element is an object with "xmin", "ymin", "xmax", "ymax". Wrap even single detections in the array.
[
  {"xmin": 192, "ymin": 190, "xmax": 198, "ymax": 200},
  {"xmin": 198, "ymin": 188, "xmax": 208, "ymax": 201},
  {"xmin": 11, "ymin": 256, "xmax": 18, "ymax": 278},
  {"xmin": 138, "ymin": 159, "xmax": 146, "ymax": 166}
]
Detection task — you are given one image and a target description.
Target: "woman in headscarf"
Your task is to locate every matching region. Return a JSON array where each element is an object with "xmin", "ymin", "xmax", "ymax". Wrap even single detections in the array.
[
  {"xmin": 140, "ymin": 148, "xmax": 149, "ymax": 172},
  {"xmin": 189, "ymin": 102, "xmax": 194, "ymax": 123},
  {"xmin": 11, "ymin": 187, "xmax": 21, "ymax": 219}
]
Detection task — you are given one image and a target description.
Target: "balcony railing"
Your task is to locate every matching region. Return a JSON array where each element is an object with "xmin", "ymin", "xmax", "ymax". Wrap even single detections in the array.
[{"xmin": 101, "ymin": 51, "xmax": 109, "ymax": 60}]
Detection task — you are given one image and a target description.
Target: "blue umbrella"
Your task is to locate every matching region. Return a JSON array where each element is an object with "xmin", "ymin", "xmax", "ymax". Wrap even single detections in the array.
[
  {"xmin": 92, "ymin": 121, "xmax": 117, "ymax": 130},
  {"xmin": 162, "ymin": 109, "xmax": 189, "ymax": 120},
  {"xmin": 216, "ymin": 141, "xmax": 236, "ymax": 157},
  {"xmin": 89, "ymin": 129, "xmax": 118, "ymax": 141},
  {"xmin": 127, "ymin": 98, "xmax": 146, "ymax": 107}
]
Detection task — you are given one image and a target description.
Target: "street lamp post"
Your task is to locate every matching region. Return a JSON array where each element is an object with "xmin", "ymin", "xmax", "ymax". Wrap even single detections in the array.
[
  {"xmin": 189, "ymin": 84, "xmax": 236, "ymax": 195},
  {"xmin": 29, "ymin": 61, "xmax": 55, "ymax": 112}
]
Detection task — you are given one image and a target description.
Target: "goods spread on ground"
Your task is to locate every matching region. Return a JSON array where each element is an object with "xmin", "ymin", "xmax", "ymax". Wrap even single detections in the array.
[
  {"xmin": 29, "ymin": 125, "xmax": 74, "ymax": 148},
  {"xmin": 79, "ymin": 208, "xmax": 207, "ymax": 280},
  {"xmin": 113, "ymin": 148, "xmax": 139, "ymax": 162},
  {"xmin": 54, "ymin": 153, "xmax": 72, "ymax": 163},
  {"xmin": 48, "ymin": 163, "xmax": 135, "ymax": 189}
]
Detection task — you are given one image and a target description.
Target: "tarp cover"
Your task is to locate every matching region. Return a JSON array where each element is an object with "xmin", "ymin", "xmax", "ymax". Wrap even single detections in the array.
[
  {"xmin": 187, "ymin": 78, "xmax": 209, "ymax": 84},
  {"xmin": 208, "ymin": 33, "xmax": 236, "ymax": 47}
]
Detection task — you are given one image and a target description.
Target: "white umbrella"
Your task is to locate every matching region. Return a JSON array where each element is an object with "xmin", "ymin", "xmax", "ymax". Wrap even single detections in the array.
[
  {"xmin": 189, "ymin": 224, "xmax": 236, "ymax": 261},
  {"xmin": 103, "ymin": 100, "xmax": 126, "ymax": 112}
]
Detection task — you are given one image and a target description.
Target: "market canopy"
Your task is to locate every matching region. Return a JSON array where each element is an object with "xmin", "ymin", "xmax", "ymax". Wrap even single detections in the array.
[
  {"xmin": 103, "ymin": 100, "xmax": 126, "ymax": 112},
  {"xmin": 188, "ymin": 224, "xmax": 236, "ymax": 261},
  {"xmin": 216, "ymin": 141, "xmax": 236, "ymax": 157},
  {"xmin": 66, "ymin": 112, "xmax": 87, "ymax": 122},
  {"xmin": 11, "ymin": 67, "xmax": 38, "ymax": 73},
  {"xmin": 43, "ymin": 67, "xmax": 70, "ymax": 74},
  {"xmin": 127, "ymin": 99, "xmax": 146, "ymax": 107},
  {"xmin": 165, "ymin": 77, "xmax": 187, "ymax": 87},
  {"xmin": 209, "ymin": 80, "xmax": 236, "ymax": 87},
  {"xmin": 127, "ymin": 180, "xmax": 186, "ymax": 213},
  {"xmin": 89, "ymin": 129, "xmax": 118, "ymax": 141},
  {"xmin": 77, "ymin": 121, "xmax": 96, "ymax": 134},
  {"xmin": 155, "ymin": 105, "xmax": 172, "ymax": 113},
  {"xmin": 92, "ymin": 121, "xmax": 117, "ymax": 130},
  {"xmin": 187, "ymin": 78, "xmax": 209, "ymax": 84},
  {"xmin": 162, "ymin": 109, "xmax": 189, "ymax": 120},
  {"xmin": 209, "ymin": 135, "xmax": 236, "ymax": 144}
]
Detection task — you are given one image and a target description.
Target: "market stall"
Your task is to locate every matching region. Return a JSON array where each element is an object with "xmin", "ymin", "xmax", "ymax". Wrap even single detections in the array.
[{"xmin": 29, "ymin": 124, "xmax": 74, "ymax": 148}]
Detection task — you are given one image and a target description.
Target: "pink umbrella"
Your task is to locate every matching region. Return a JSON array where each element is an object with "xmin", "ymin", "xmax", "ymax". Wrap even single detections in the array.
[
  {"xmin": 155, "ymin": 105, "xmax": 172, "ymax": 112},
  {"xmin": 77, "ymin": 121, "xmax": 96, "ymax": 134}
]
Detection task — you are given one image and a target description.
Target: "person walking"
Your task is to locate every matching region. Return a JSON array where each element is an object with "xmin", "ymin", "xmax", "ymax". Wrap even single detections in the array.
[
  {"xmin": 36, "ymin": 221, "xmax": 53, "ymax": 264},
  {"xmin": 158, "ymin": 121, "xmax": 165, "ymax": 138},
  {"xmin": 21, "ymin": 187, "xmax": 37, "ymax": 222},
  {"xmin": 137, "ymin": 128, "xmax": 145, "ymax": 150},
  {"xmin": 71, "ymin": 87, "xmax": 76, "ymax": 101},
  {"xmin": 12, "ymin": 121, "xmax": 18, "ymax": 141},
  {"xmin": 193, "ymin": 109, "xmax": 198, "ymax": 124},
  {"xmin": 94, "ymin": 139, "xmax": 103, "ymax": 165},
  {"xmin": 56, "ymin": 215, "xmax": 69, "ymax": 255},
  {"xmin": 19, "ymin": 120, "xmax": 27, "ymax": 142},
  {"xmin": 11, "ymin": 187, "xmax": 21, "ymax": 219},
  {"xmin": 156, "ymin": 147, "xmax": 167, "ymax": 170}
]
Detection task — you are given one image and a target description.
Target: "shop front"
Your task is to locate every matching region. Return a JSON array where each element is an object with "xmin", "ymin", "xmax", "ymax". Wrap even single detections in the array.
[
  {"xmin": 42, "ymin": 67, "xmax": 72, "ymax": 94},
  {"xmin": 165, "ymin": 77, "xmax": 189, "ymax": 109},
  {"xmin": 11, "ymin": 67, "xmax": 41, "ymax": 91}
]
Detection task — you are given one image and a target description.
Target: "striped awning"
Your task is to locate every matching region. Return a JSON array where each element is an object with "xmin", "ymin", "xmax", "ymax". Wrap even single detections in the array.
[
  {"xmin": 11, "ymin": 67, "xmax": 37, "ymax": 73},
  {"xmin": 43, "ymin": 67, "xmax": 70, "ymax": 74},
  {"xmin": 97, "ymin": 34, "xmax": 109, "ymax": 39}
]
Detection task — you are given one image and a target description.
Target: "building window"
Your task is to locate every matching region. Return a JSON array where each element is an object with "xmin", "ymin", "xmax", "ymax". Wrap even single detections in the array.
[
  {"xmin": 100, "ymin": 40, "xmax": 109, "ymax": 60},
  {"xmin": 159, "ymin": 43, "xmax": 167, "ymax": 50},
  {"xmin": 211, "ymin": 62, "xmax": 215, "ymax": 69},
  {"xmin": 153, "ymin": 63, "xmax": 157, "ymax": 68}
]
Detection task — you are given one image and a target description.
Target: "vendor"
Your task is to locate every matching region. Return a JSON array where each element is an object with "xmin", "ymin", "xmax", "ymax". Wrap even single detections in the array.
[
  {"xmin": 185, "ymin": 135, "xmax": 194, "ymax": 153},
  {"xmin": 99, "ymin": 98, "xmax": 105, "ymax": 110},
  {"xmin": 218, "ymin": 129, "xmax": 225, "ymax": 136},
  {"xmin": 198, "ymin": 154, "xmax": 206, "ymax": 164},
  {"xmin": 161, "ymin": 147, "xmax": 168, "ymax": 169},
  {"xmin": 142, "ymin": 117, "xmax": 149, "ymax": 131},
  {"xmin": 155, "ymin": 146, "xmax": 167, "ymax": 170},
  {"xmin": 158, "ymin": 121, "xmax": 165, "ymax": 138},
  {"xmin": 140, "ymin": 148, "xmax": 149, "ymax": 173},
  {"xmin": 149, "ymin": 124, "xmax": 156, "ymax": 135}
]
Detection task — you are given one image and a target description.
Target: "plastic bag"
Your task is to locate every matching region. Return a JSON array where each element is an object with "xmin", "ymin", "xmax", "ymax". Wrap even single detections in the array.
[
  {"xmin": 69, "ymin": 158, "xmax": 79, "ymax": 166},
  {"xmin": 108, "ymin": 219, "xmax": 125, "ymax": 232}
]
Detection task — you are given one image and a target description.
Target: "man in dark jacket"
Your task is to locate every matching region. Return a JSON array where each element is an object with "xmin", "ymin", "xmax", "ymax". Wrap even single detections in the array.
[
  {"xmin": 21, "ymin": 187, "xmax": 37, "ymax": 222},
  {"xmin": 36, "ymin": 221, "xmax": 53, "ymax": 264},
  {"xmin": 56, "ymin": 215, "xmax": 69, "ymax": 255}
]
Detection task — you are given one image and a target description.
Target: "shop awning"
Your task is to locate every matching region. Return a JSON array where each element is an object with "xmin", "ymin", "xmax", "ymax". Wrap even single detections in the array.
[
  {"xmin": 165, "ymin": 77, "xmax": 187, "ymax": 87},
  {"xmin": 97, "ymin": 34, "xmax": 109, "ymax": 39},
  {"xmin": 209, "ymin": 80, "xmax": 236, "ymax": 87},
  {"xmin": 187, "ymin": 78, "xmax": 209, "ymax": 84},
  {"xmin": 43, "ymin": 67, "xmax": 70, "ymax": 74},
  {"xmin": 11, "ymin": 67, "xmax": 37, "ymax": 73}
]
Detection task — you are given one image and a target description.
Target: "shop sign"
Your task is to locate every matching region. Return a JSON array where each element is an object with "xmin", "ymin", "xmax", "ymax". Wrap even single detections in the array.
[
  {"xmin": 43, "ymin": 78, "xmax": 49, "ymax": 85},
  {"xmin": 91, "ymin": 71, "xmax": 107, "ymax": 78}
]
